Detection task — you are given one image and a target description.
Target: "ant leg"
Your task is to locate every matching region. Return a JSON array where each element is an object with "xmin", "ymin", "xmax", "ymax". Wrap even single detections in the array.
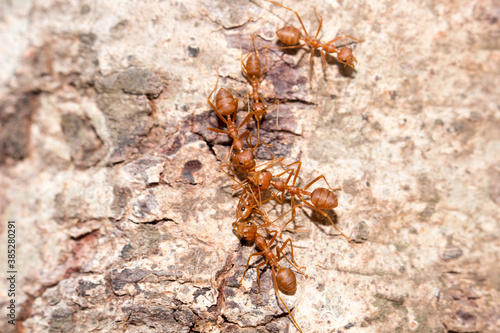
[
  {"xmin": 241, "ymin": 41, "xmax": 249, "ymax": 79},
  {"xmin": 251, "ymin": 33, "xmax": 259, "ymax": 58},
  {"xmin": 267, "ymin": 44, "xmax": 305, "ymax": 51},
  {"xmin": 275, "ymin": 101, "xmax": 280, "ymax": 131},
  {"xmin": 259, "ymin": 156, "xmax": 285, "ymax": 170},
  {"xmin": 256, "ymin": 114, "xmax": 261, "ymax": 141},
  {"xmin": 260, "ymin": 48, "xmax": 268, "ymax": 83},
  {"xmin": 207, "ymin": 127, "xmax": 230, "ymax": 135},
  {"xmin": 207, "ymin": 70, "xmax": 229, "ymax": 125},
  {"xmin": 255, "ymin": 261, "xmax": 267, "ymax": 303},
  {"xmin": 253, "ymin": 182, "xmax": 265, "ymax": 207},
  {"xmin": 231, "ymin": 98, "xmax": 240, "ymax": 124},
  {"xmin": 240, "ymin": 251, "xmax": 264, "ymax": 284},
  {"xmin": 268, "ymin": 204, "xmax": 301, "ymax": 232},
  {"xmin": 277, "ymin": 238, "xmax": 308, "ymax": 276},
  {"xmin": 261, "ymin": 190, "xmax": 279, "ymax": 205},
  {"xmin": 301, "ymin": 198, "xmax": 350, "ymax": 241},
  {"xmin": 268, "ymin": 189, "xmax": 284, "ymax": 204},
  {"xmin": 208, "ymin": 100, "xmax": 229, "ymax": 125},
  {"xmin": 303, "ymin": 174, "xmax": 341, "ymax": 191},
  {"xmin": 220, "ymin": 163, "xmax": 245, "ymax": 188},
  {"xmin": 254, "ymin": 182, "xmax": 282, "ymax": 205},
  {"xmin": 312, "ymin": 7, "xmax": 323, "ymax": 40},
  {"xmin": 248, "ymin": 182, "xmax": 262, "ymax": 207},
  {"xmin": 274, "ymin": 166, "xmax": 294, "ymax": 179},
  {"xmin": 280, "ymin": 160, "xmax": 302, "ymax": 186},
  {"xmin": 266, "ymin": 0, "xmax": 309, "ymax": 38},
  {"xmin": 279, "ymin": 196, "xmax": 298, "ymax": 237},
  {"xmin": 267, "ymin": 228, "xmax": 279, "ymax": 247},
  {"xmin": 281, "ymin": 160, "xmax": 301, "ymax": 170},
  {"xmin": 237, "ymin": 110, "xmax": 253, "ymax": 130},
  {"xmin": 232, "ymin": 178, "xmax": 251, "ymax": 191},
  {"xmin": 239, "ymin": 130, "xmax": 272, "ymax": 149},
  {"xmin": 270, "ymin": 266, "xmax": 304, "ymax": 333},
  {"xmin": 292, "ymin": 160, "xmax": 302, "ymax": 186},
  {"xmin": 325, "ymin": 35, "xmax": 363, "ymax": 46},
  {"xmin": 320, "ymin": 49, "xmax": 327, "ymax": 69},
  {"xmin": 253, "ymin": 134, "xmax": 273, "ymax": 148},
  {"xmin": 251, "ymin": 33, "xmax": 265, "ymax": 82},
  {"xmin": 275, "ymin": 169, "xmax": 295, "ymax": 206},
  {"xmin": 208, "ymin": 69, "xmax": 219, "ymax": 102},
  {"xmin": 281, "ymin": 163, "xmax": 298, "ymax": 183},
  {"xmin": 308, "ymin": 48, "xmax": 314, "ymax": 87}
]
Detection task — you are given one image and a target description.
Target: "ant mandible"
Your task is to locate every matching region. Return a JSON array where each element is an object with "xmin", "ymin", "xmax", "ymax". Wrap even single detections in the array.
[{"xmin": 266, "ymin": 0, "xmax": 363, "ymax": 87}]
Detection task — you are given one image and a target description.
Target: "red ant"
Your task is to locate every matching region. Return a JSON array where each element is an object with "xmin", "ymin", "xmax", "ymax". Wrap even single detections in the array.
[
  {"xmin": 239, "ymin": 159, "xmax": 349, "ymax": 240},
  {"xmin": 233, "ymin": 220, "xmax": 306, "ymax": 333},
  {"xmin": 241, "ymin": 34, "xmax": 279, "ymax": 134},
  {"xmin": 233, "ymin": 156, "xmax": 286, "ymax": 203},
  {"xmin": 207, "ymin": 71, "xmax": 270, "ymax": 170},
  {"xmin": 235, "ymin": 180, "xmax": 288, "ymax": 223},
  {"xmin": 207, "ymin": 71, "xmax": 251, "ymax": 157},
  {"xmin": 231, "ymin": 159, "xmax": 294, "ymax": 220},
  {"xmin": 266, "ymin": 0, "xmax": 363, "ymax": 87},
  {"xmin": 217, "ymin": 139, "xmax": 278, "ymax": 202},
  {"xmin": 270, "ymin": 161, "xmax": 348, "ymax": 239}
]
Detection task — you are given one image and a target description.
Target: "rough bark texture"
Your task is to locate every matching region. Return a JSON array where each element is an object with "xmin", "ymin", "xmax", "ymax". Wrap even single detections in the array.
[{"xmin": 0, "ymin": 0, "xmax": 499, "ymax": 332}]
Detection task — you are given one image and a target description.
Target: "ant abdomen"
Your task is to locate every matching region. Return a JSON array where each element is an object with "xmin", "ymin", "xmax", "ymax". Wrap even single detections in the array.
[
  {"xmin": 276, "ymin": 26, "xmax": 301, "ymax": 45},
  {"xmin": 215, "ymin": 88, "xmax": 237, "ymax": 116},
  {"xmin": 277, "ymin": 267, "xmax": 297, "ymax": 294},
  {"xmin": 245, "ymin": 54, "xmax": 261, "ymax": 77},
  {"xmin": 311, "ymin": 188, "xmax": 338, "ymax": 210}
]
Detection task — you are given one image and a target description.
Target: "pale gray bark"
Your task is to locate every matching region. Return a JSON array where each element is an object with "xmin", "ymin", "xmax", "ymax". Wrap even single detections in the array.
[{"xmin": 0, "ymin": 0, "xmax": 499, "ymax": 332}]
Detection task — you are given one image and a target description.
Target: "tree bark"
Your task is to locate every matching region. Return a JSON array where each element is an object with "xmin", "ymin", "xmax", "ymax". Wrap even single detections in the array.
[{"xmin": 0, "ymin": 0, "xmax": 499, "ymax": 332}]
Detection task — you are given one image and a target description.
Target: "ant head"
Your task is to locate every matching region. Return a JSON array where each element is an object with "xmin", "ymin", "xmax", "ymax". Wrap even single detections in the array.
[
  {"xmin": 258, "ymin": 170, "xmax": 272, "ymax": 189},
  {"xmin": 232, "ymin": 221, "xmax": 257, "ymax": 240},
  {"xmin": 232, "ymin": 149, "xmax": 255, "ymax": 170},
  {"xmin": 337, "ymin": 47, "xmax": 357, "ymax": 69},
  {"xmin": 236, "ymin": 202, "xmax": 252, "ymax": 220},
  {"xmin": 252, "ymin": 102, "xmax": 266, "ymax": 121}
]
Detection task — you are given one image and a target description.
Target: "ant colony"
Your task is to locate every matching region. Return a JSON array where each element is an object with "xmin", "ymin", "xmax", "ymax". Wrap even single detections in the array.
[{"xmin": 207, "ymin": 1, "xmax": 363, "ymax": 332}]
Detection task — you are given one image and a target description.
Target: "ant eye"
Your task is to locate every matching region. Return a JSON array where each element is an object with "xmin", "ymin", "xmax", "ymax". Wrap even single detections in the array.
[
  {"xmin": 239, "ymin": 161, "xmax": 243, "ymax": 164},
  {"xmin": 241, "ymin": 206, "xmax": 246, "ymax": 211},
  {"xmin": 343, "ymin": 59, "xmax": 347, "ymax": 62},
  {"xmin": 247, "ymin": 222, "xmax": 252, "ymax": 226}
]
